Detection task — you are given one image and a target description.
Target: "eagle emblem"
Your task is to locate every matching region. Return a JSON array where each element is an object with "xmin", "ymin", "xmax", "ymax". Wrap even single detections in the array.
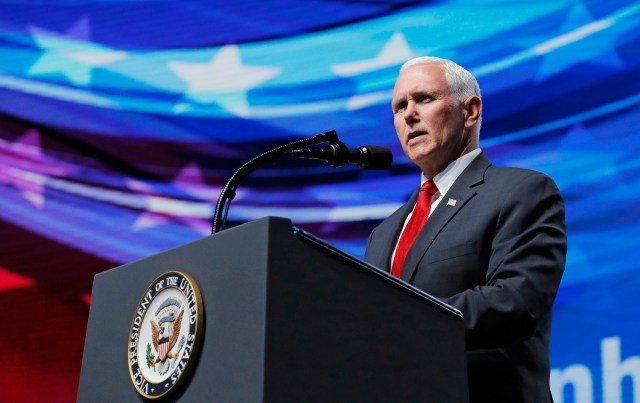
[
  {"xmin": 148, "ymin": 297, "xmax": 185, "ymax": 374},
  {"xmin": 129, "ymin": 271, "xmax": 203, "ymax": 399}
]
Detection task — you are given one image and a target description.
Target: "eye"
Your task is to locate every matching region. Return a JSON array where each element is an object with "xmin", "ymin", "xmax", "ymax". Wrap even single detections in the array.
[{"xmin": 393, "ymin": 102, "xmax": 406, "ymax": 113}]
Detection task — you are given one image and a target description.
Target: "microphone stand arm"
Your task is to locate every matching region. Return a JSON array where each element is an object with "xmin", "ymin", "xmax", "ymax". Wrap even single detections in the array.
[{"xmin": 211, "ymin": 130, "xmax": 339, "ymax": 234}]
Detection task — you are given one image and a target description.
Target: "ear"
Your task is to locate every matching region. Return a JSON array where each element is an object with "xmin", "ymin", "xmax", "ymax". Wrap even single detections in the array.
[{"xmin": 463, "ymin": 96, "xmax": 482, "ymax": 128}]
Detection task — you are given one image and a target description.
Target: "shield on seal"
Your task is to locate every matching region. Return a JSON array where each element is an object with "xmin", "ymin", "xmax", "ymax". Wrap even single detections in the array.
[{"xmin": 157, "ymin": 337, "xmax": 169, "ymax": 361}]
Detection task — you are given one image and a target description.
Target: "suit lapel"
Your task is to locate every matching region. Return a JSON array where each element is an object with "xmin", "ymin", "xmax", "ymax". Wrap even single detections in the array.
[{"xmin": 400, "ymin": 153, "xmax": 491, "ymax": 283}]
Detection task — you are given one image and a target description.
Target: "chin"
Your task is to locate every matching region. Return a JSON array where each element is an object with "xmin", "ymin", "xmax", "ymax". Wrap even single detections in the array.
[
  {"xmin": 408, "ymin": 155, "xmax": 432, "ymax": 171},
  {"xmin": 407, "ymin": 148, "xmax": 433, "ymax": 165}
]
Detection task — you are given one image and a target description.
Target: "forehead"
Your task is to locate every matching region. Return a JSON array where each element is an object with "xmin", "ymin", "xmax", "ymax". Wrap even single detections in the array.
[{"xmin": 392, "ymin": 63, "xmax": 449, "ymax": 99}]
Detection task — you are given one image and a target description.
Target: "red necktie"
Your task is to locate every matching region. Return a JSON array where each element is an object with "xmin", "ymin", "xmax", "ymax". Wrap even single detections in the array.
[{"xmin": 391, "ymin": 180, "xmax": 438, "ymax": 278}]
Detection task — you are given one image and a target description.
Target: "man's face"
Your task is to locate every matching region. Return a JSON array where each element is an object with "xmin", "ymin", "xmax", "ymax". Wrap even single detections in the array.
[{"xmin": 392, "ymin": 63, "xmax": 471, "ymax": 177}]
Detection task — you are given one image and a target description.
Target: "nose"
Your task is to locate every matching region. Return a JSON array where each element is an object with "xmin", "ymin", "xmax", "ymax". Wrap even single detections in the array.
[{"xmin": 403, "ymin": 101, "xmax": 418, "ymax": 123}]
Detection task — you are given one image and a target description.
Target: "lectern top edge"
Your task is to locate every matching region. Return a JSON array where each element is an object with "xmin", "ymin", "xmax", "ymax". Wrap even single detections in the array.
[{"xmin": 291, "ymin": 223, "xmax": 463, "ymax": 319}]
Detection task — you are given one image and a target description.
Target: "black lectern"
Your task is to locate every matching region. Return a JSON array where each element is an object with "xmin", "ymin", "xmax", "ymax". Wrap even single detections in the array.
[{"xmin": 78, "ymin": 217, "xmax": 468, "ymax": 402}]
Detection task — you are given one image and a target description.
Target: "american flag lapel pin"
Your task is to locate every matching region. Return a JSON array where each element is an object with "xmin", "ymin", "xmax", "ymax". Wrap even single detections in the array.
[{"xmin": 447, "ymin": 198, "xmax": 457, "ymax": 207}]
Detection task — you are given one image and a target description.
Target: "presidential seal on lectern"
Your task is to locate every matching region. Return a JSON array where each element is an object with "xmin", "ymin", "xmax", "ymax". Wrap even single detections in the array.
[{"xmin": 128, "ymin": 271, "xmax": 203, "ymax": 399}]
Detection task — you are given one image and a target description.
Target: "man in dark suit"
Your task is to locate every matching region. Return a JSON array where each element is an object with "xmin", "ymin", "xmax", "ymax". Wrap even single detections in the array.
[{"xmin": 364, "ymin": 57, "xmax": 566, "ymax": 402}]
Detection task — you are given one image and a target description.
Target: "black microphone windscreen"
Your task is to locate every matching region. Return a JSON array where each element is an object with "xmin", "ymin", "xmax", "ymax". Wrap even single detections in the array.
[{"xmin": 356, "ymin": 146, "xmax": 393, "ymax": 169}]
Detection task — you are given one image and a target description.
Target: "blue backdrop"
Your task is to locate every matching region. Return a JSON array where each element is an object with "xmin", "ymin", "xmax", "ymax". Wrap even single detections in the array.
[{"xmin": 1, "ymin": 1, "xmax": 639, "ymax": 401}]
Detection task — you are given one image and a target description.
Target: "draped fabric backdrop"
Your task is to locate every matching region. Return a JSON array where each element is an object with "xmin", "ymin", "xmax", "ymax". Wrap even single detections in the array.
[{"xmin": 1, "ymin": 1, "xmax": 639, "ymax": 402}]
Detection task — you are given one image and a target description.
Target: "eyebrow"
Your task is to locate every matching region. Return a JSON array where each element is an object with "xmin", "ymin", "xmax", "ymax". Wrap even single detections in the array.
[{"xmin": 392, "ymin": 90, "xmax": 440, "ymax": 110}]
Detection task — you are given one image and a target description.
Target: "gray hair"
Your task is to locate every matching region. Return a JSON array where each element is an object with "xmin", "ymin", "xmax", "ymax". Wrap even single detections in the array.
[
  {"xmin": 401, "ymin": 56, "xmax": 481, "ymax": 104},
  {"xmin": 401, "ymin": 56, "xmax": 482, "ymax": 130}
]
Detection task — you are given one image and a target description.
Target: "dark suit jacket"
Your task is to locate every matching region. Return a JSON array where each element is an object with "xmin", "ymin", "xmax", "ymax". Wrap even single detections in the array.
[{"xmin": 365, "ymin": 152, "xmax": 566, "ymax": 403}]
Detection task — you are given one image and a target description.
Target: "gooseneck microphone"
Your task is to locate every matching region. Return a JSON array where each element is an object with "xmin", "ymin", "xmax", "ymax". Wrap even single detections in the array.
[
  {"xmin": 212, "ymin": 130, "xmax": 393, "ymax": 234},
  {"xmin": 288, "ymin": 141, "xmax": 393, "ymax": 170}
]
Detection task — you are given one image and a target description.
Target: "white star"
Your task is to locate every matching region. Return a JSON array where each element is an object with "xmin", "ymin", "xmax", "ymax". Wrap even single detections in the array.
[
  {"xmin": 28, "ymin": 16, "xmax": 126, "ymax": 86},
  {"xmin": 331, "ymin": 32, "xmax": 414, "ymax": 77},
  {"xmin": 169, "ymin": 45, "xmax": 281, "ymax": 117},
  {"xmin": 511, "ymin": 3, "xmax": 625, "ymax": 81},
  {"xmin": 537, "ymin": 3, "xmax": 623, "ymax": 80},
  {"xmin": 126, "ymin": 163, "xmax": 218, "ymax": 233},
  {"xmin": 0, "ymin": 129, "xmax": 75, "ymax": 209},
  {"xmin": 171, "ymin": 162, "xmax": 219, "ymax": 201}
]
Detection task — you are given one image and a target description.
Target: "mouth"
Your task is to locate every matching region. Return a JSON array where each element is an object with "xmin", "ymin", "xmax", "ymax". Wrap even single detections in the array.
[{"xmin": 408, "ymin": 131, "xmax": 427, "ymax": 141}]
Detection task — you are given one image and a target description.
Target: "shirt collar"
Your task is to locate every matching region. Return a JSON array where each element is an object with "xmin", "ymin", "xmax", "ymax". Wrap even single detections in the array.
[{"xmin": 421, "ymin": 148, "xmax": 482, "ymax": 196}]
